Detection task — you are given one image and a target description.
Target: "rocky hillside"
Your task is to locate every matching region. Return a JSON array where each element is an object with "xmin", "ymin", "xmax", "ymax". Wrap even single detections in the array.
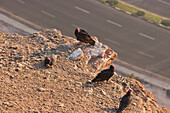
[{"xmin": 0, "ymin": 29, "xmax": 169, "ymax": 113}]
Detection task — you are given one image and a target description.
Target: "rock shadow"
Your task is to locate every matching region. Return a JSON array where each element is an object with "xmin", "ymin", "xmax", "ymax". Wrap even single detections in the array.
[{"xmin": 101, "ymin": 108, "xmax": 117, "ymax": 113}]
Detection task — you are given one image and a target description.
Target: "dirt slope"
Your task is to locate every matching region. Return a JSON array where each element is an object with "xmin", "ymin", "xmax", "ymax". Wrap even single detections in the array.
[{"xmin": 0, "ymin": 29, "xmax": 169, "ymax": 113}]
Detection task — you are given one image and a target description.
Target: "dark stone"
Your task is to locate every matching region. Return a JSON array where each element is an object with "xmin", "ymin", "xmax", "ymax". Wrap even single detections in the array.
[
  {"xmin": 10, "ymin": 75, "xmax": 14, "ymax": 79},
  {"xmin": 15, "ymin": 68, "xmax": 19, "ymax": 72}
]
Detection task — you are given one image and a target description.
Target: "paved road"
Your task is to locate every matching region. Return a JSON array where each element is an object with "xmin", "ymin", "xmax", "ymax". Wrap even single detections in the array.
[
  {"xmin": 121, "ymin": 0, "xmax": 170, "ymax": 19},
  {"xmin": 0, "ymin": 0, "xmax": 170, "ymax": 79}
]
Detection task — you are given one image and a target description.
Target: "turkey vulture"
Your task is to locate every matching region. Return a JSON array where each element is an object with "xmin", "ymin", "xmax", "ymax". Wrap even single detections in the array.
[
  {"xmin": 74, "ymin": 28, "xmax": 95, "ymax": 46},
  {"xmin": 92, "ymin": 65, "xmax": 115, "ymax": 82},
  {"xmin": 117, "ymin": 89, "xmax": 133, "ymax": 113},
  {"xmin": 44, "ymin": 57, "xmax": 53, "ymax": 67}
]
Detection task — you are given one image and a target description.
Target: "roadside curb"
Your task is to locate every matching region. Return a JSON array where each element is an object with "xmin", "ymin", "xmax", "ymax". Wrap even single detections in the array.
[
  {"xmin": 0, "ymin": 8, "xmax": 44, "ymax": 31},
  {"xmin": 100, "ymin": 0, "xmax": 170, "ymax": 30},
  {"xmin": 114, "ymin": 59, "xmax": 170, "ymax": 90}
]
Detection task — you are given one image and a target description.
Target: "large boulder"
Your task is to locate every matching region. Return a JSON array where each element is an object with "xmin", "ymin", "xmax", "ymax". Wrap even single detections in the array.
[{"xmin": 69, "ymin": 36, "xmax": 117, "ymax": 70}]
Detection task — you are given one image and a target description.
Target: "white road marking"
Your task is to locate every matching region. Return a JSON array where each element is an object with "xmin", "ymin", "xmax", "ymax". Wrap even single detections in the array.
[
  {"xmin": 75, "ymin": 6, "xmax": 90, "ymax": 14},
  {"xmin": 157, "ymin": 0, "xmax": 170, "ymax": 6},
  {"xmin": 107, "ymin": 19, "xmax": 122, "ymax": 27},
  {"xmin": 139, "ymin": 33, "xmax": 155, "ymax": 40},
  {"xmin": 41, "ymin": 10, "xmax": 55, "ymax": 18},
  {"xmin": 105, "ymin": 38, "xmax": 120, "ymax": 45},
  {"xmin": 137, "ymin": 51, "xmax": 154, "ymax": 58},
  {"xmin": 17, "ymin": 0, "xmax": 25, "ymax": 4}
]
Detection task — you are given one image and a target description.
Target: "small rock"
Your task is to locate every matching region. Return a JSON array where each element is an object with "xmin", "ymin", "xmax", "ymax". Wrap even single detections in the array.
[
  {"xmin": 26, "ymin": 65, "xmax": 34, "ymax": 70},
  {"xmin": 58, "ymin": 103, "xmax": 64, "ymax": 107},
  {"xmin": 53, "ymin": 75, "xmax": 58, "ymax": 79},
  {"xmin": 136, "ymin": 98, "xmax": 140, "ymax": 101},
  {"xmin": 110, "ymin": 81, "xmax": 114, "ymax": 83},
  {"xmin": 41, "ymin": 48, "xmax": 44, "ymax": 51},
  {"xmin": 17, "ymin": 63, "xmax": 23, "ymax": 68},
  {"xmin": 3, "ymin": 102, "xmax": 9, "ymax": 105},
  {"xmin": 78, "ymin": 72, "xmax": 82, "ymax": 74},
  {"xmin": 75, "ymin": 82, "xmax": 82, "ymax": 87},
  {"xmin": 147, "ymin": 95, "xmax": 151, "ymax": 98},
  {"xmin": 9, "ymin": 105, "xmax": 13, "ymax": 107},
  {"xmin": 46, "ymin": 72, "xmax": 51, "ymax": 75},
  {"xmin": 50, "ymin": 90, "xmax": 55, "ymax": 93},
  {"xmin": 0, "ymin": 60, "xmax": 3, "ymax": 64},
  {"xmin": 37, "ymin": 88, "xmax": 46, "ymax": 92},
  {"xmin": 116, "ymin": 85, "xmax": 123, "ymax": 90},
  {"xmin": 87, "ymin": 88, "xmax": 93, "ymax": 94},
  {"xmin": 100, "ymin": 90, "xmax": 106, "ymax": 95},
  {"xmin": 73, "ymin": 64, "xmax": 78, "ymax": 70},
  {"xmin": 132, "ymin": 103, "xmax": 136, "ymax": 106},
  {"xmin": 10, "ymin": 46, "xmax": 18, "ymax": 49},
  {"xmin": 34, "ymin": 58, "xmax": 42, "ymax": 61},
  {"xmin": 10, "ymin": 75, "xmax": 14, "ymax": 79},
  {"xmin": 15, "ymin": 68, "xmax": 19, "ymax": 72},
  {"xmin": 99, "ymin": 101, "xmax": 103, "ymax": 105},
  {"xmin": 43, "ymin": 77, "xmax": 47, "ymax": 79},
  {"xmin": 84, "ymin": 81, "xmax": 93, "ymax": 87},
  {"xmin": 86, "ymin": 80, "xmax": 92, "ymax": 83},
  {"xmin": 122, "ymin": 81, "xmax": 127, "ymax": 86},
  {"xmin": 55, "ymin": 50, "xmax": 60, "ymax": 54}
]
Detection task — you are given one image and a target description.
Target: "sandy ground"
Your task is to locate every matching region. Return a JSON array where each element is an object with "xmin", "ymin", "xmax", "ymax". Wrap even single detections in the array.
[{"xmin": 0, "ymin": 15, "xmax": 169, "ymax": 111}]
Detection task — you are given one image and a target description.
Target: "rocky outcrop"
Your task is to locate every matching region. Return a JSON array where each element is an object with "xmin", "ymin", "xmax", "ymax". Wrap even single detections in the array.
[
  {"xmin": 0, "ymin": 29, "xmax": 169, "ymax": 113},
  {"xmin": 69, "ymin": 36, "xmax": 117, "ymax": 70},
  {"xmin": 30, "ymin": 28, "xmax": 117, "ymax": 70},
  {"xmin": 40, "ymin": 29, "xmax": 118, "ymax": 70}
]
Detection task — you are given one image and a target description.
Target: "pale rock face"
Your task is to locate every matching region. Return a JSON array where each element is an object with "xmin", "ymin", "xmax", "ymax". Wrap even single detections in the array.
[
  {"xmin": 92, "ymin": 57, "xmax": 106, "ymax": 70},
  {"xmin": 69, "ymin": 36, "xmax": 117, "ymax": 70},
  {"xmin": 70, "ymin": 48, "xmax": 84, "ymax": 60},
  {"xmin": 50, "ymin": 33, "xmax": 117, "ymax": 70},
  {"xmin": 84, "ymin": 43, "xmax": 107, "ymax": 58}
]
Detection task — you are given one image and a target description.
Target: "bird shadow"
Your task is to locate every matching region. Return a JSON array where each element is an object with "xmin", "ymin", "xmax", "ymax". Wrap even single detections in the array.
[
  {"xmin": 82, "ymin": 80, "xmax": 114, "ymax": 88},
  {"xmin": 101, "ymin": 107, "xmax": 117, "ymax": 113},
  {"xmin": 33, "ymin": 61, "xmax": 52, "ymax": 70},
  {"xmin": 81, "ymin": 81, "xmax": 103, "ymax": 88}
]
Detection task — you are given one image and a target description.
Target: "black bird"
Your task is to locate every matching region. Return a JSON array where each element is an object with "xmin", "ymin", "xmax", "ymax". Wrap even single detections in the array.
[
  {"xmin": 44, "ymin": 57, "xmax": 53, "ymax": 67},
  {"xmin": 74, "ymin": 28, "xmax": 95, "ymax": 46},
  {"xmin": 92, "ymin": 65, "xmax": 115, "ymax": 82},
  {"xmin": 117, "ymin": 89, "xmax": 133, "ymax": 113}
]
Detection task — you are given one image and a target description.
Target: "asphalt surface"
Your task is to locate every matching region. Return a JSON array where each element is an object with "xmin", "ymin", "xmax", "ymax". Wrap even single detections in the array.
[
  {"xmin": 121, "ymin": 0, "xmax": 170, "ymax": 19},
  {"xmin": 0, "ymin": 0, "xmax": 170, "ymax": 79}
]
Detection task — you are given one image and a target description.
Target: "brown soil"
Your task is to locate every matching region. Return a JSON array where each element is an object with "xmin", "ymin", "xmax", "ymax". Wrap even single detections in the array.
[{"xmin": 0, "ymin": 29, "xmax": 169, "ymax": 113}]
